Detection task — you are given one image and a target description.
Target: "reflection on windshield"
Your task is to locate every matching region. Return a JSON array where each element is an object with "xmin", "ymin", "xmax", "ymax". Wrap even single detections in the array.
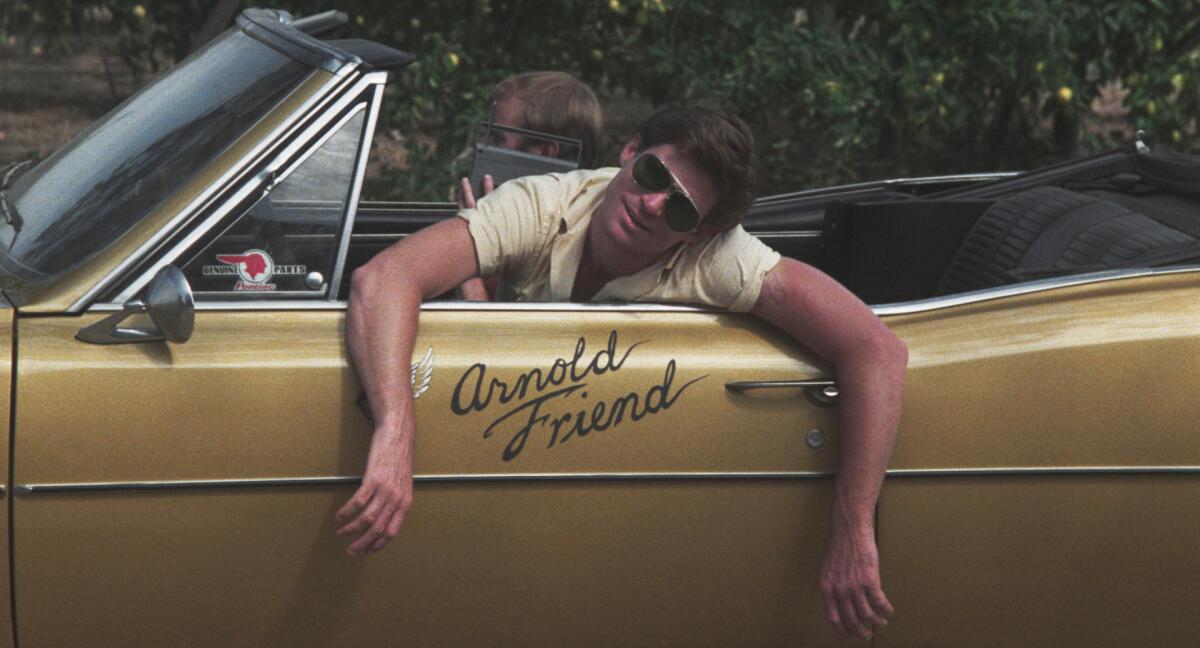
[{"xmin": 4, "ymin": 30, "xmax": 310, "ymax": 285}]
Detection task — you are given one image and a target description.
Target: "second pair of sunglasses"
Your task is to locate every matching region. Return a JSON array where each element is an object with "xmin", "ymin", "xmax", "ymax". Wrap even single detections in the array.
[{"xmin": 631, "ymin": 153, "xmax": 701, "ymax": 232}]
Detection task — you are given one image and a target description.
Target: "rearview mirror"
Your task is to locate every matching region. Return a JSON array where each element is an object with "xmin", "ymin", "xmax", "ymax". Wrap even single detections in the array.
[{"xmin": 76, "ymin": 266, "xmax": 195, "ymax": 345}]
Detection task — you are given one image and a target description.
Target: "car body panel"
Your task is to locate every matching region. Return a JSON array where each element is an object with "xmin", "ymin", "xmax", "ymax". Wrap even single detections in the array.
[
  {"xmin": 13, "ymin": 310, "xmax": 840, "ymax": 481},
  {"xmin": 14, "ymin": 483, "xmax": 845, "ymax": 647},
  {"xmin": 15, "ymin": 270, "xmax": 1199, "ymax": 645},
  {"xmin": 0, "ymin": 297, "xmax": 13, "ymax": 648},
  {"xmin": 890, "ymin": 271, "xmax": 1200, "ymax": 470},
  {"xmin": 877, "ymin": 476, "xmax": 1200, "ymax": 648},
  {"xmin": 14, "ymin": 308, "xmax": 846, "ymax": 646}
]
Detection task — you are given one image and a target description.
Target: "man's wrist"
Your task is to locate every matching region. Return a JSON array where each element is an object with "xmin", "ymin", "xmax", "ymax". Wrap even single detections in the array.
[
  {"xmin": 370, "ymin": 416, "xmax": 409, "ymax": 440},
  {"xmin": 830, "ymin": 500, "xmax": 877, "ymax": 534}
]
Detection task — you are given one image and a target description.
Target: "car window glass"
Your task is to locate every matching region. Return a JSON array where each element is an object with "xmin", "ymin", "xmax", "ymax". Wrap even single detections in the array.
[
  {"xmin": 181, "ymin": 109, "xmax": 365, "ymax": 297},
  {"xmin": 2, "ymin": 31, "xmax": 310, "ymax": 285}
]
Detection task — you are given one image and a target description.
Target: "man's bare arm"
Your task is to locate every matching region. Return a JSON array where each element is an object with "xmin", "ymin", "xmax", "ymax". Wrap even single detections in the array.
[
  {"xmin": 338, "ymin": 217, "xmax": 479, "ymax": 555},
  {"xmin": 750, "ymin": 258, "xmax": 907, "ymax": 640}
]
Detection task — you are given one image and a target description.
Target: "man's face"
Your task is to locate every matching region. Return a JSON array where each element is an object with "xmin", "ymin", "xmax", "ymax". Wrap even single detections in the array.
[
  {"xmin": 591, "ymin": 141, "xmax": 719, "ymax": 256},
  {"xmin": 487, "ymin": 96, "xmax": 529, "ymax": 151},
  {"xmin": 487, "ymin": 95, "xmax": 562, "ymax": 159}
]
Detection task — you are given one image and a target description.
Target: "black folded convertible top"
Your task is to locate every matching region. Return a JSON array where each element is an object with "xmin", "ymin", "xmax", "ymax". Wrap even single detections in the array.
[{"xmin": 238, "ymin": 8, "xmax": 414, "ymax": 75}]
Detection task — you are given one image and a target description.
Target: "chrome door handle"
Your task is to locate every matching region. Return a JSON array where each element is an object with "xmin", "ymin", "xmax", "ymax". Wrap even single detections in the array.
[{"xmin": 725, "ymin": 379, "xmax": 840, "ymax": 407}]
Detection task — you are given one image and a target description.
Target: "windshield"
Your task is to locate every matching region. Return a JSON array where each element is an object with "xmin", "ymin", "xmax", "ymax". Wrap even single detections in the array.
[{"xmin": 2, "ymin": 29, "xmax": 310, "ymax": 285}]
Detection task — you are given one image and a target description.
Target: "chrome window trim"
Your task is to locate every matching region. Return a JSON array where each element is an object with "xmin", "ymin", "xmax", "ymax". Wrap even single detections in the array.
[
  {"xmin": 873, "ymin": 265, "xmax": 1200, "ymax": 316},
  {"xmin": 885, "ymin": 466, "xmax": 1200, "ymax": 477},
  {"xmin": 68, "ymin": 68, "xmax": 359, "ymax": 313},
  {"xmin": 350, "ymin": 231, "xmax": 824, "ymax": 244},
  {"xmin": 16, "ymin": 473, "xmax": 836, "ymax": 494},
  {"xmin": 754, "ymin": 231, "xmax": 822, "ymax": 239},
  {"xmin": 328, "ymin": 78, "xmax": 386, "ymax": 299},
  {"xmin": 192, "ymin": 291, "xmax": 326, "ymax": 300},
  {"xmin": 331, "ymin": 62, "xmax": 357, "ymax": 79},
  {"xmin": 88, "ymin": 299, "xmax": 710, "ymax": 313},
  {"xmin": 755, "ymin": 172, "xmax": 1021, "ymax": 204},
  {"xmin": 350, "ymin": 233, "xmax": 409, "ymax": 242},
  {"xmin": 110, "ymin": 74, "xmax": 385, "ymax": 305},
  {"xmin": 15, "ymin": 465, "xmax": 1200, "ymax": 494},
  {"xmin": 88, "ymin": 265, "xmax": 1200, "ymax": 315}
]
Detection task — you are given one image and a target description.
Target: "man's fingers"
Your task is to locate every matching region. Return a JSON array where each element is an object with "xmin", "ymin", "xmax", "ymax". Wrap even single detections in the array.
[
  {"xmin": 366, "ymin": 505, "xmax": 409, "ymax": 553},
  {"xmin": 338, "ymin": 493, "xmax": 386, "ymax": 541},
  {"xmin": 365, "ymin": 500, "xmax": 408, "ymax": 553},
  {"xmin": 346, "ymin": 507, "xmax": 387, "ymax": 555},
  {"xmin": 821, "ymin": 581, "xmax": 848, "ymax": 637},
  {"xmin": 384, "ymin": 500, "xmax": 410, "ymax": 538},
  {"xmin": 837, "ymin": 592, "xmax": 869, "ymax": 639},
  {"xmin": 339, "ymin": 479, "xmax": 412, "ymax": 555},
  {"xmin": 868, "ymin": 586, "xmax": 895, "ymax": 619},
  {"xmin": 356, "ymin": 509, "xmax": 391, "ymax": 553},
  {"xmin": 347, "ymin": 525, "xmax": 382, "ymax": 555},
  {"xmin": 855, "ymin": 590, "xmax": 887, "ymax": 629},
  {"xmin": 335, "ymin": 483, "xmax": 375, "ymax": 523},
  {"xmin": 458, "ymin": 177, "xmax": 476, "ymax": 209},
  {"xmin": 482, "ymin": 174, "xmax": 495, "ymax": 195}
]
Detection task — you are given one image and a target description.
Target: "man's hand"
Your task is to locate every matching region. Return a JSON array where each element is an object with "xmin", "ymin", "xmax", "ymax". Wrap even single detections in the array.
[
  {"xmin": 336, "ymin": 423, "xmax": 413, "ymax": 555},
  {"xmin": 456, "ymin": 174, "xmax": 495, "ymax": 301},
  {"xmin": 750, "ymin": 258, "xmax": 906, "ymax": 639},
  {"xmin": 457, "ymin": 174, "xmax": 494, "ymax": 210},
  {"xmin": 820, "ymin": 518, "xmax": 893, "ymax": 639},
  {"xmin": 341, "ymin": 218, "xmax": 480, "ymax": 556}
]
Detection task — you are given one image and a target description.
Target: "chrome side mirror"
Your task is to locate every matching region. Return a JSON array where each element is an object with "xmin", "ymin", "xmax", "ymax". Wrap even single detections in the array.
[{"xmin": 77, "ymin": 266, "xmax": 195, "ymax": 345}]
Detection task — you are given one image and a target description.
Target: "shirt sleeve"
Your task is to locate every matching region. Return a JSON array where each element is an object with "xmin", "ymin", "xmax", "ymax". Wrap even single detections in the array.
[
  {"xmin": 698, "ymin": 227, "xmax": 783, "ymax": 312},
  {"xmin": 457, "ymin": 175, "xmax": 562, "ymax": 277}
]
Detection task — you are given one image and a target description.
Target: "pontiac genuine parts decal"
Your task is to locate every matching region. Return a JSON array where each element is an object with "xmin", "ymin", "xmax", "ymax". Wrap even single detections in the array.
[{"xmin": 202, "ymin": 249, "xmax": 305, "ymax": 291}]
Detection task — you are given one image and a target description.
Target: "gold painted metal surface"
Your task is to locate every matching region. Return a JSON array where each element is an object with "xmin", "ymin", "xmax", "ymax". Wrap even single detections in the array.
[
  {"xmin": 876, "ymin": 476, "xmax": 1200, "ymax": 647},
  {"xmin": 15, "ymin": 311, "xmax": 838, "ymax": 482},
  {"xmin": 14, "ymin": 308, "xmax": 842, "ymax": 646},
  {"xmin": 0, "ymin": 302, "xmax": 14, "ymax": 648},
  {"xmin": 886, "ymin": 272, "xmax": 1200, "ymax": 469},
  {"xmin": 12, "ymin": 271, "xmax": 1200, "ymax": 644},
  {"xmin": 16, "ymin": 483, "xmax": 838, "ymax": 647},
  {"xmin": 21, "ymin": 70, "xmax": 335, "ymax": 314}
]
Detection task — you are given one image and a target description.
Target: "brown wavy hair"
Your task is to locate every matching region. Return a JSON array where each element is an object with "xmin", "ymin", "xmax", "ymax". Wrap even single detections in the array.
[
  {"xmin": 490, "ymin": 71, "xmax": 604, "ymax": 167},
  {"xmin": 634, "ymin": 107, "xmax": 756, "ymax": 231}
]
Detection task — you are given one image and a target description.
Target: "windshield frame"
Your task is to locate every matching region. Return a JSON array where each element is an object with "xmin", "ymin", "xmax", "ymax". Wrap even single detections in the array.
[{"xmin": 3, "ymin": 10, "xmax": 375, "ymax": 311}]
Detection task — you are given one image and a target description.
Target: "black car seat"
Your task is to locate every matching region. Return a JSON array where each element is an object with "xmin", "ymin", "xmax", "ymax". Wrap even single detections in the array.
[{"xmin": 938, "ymin": 186, "xmax": 1200, "ymax": 294}]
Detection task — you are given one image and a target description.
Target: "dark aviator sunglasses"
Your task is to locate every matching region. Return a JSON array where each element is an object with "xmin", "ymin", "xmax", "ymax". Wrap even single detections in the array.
[{"xmin": 631, "ymin": 153, "xmax": 701, "ymax": 232}]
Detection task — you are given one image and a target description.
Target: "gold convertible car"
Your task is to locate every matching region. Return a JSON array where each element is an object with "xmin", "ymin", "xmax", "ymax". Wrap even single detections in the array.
[{"xmin": 0, "ymin": 8, "xmax": 1196, "ymax": 647}]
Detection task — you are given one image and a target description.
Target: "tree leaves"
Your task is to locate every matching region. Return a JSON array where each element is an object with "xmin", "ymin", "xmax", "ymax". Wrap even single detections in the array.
[{"xmin": 7, "ymin": 0, "xmax": 1199, "ymax": 199}]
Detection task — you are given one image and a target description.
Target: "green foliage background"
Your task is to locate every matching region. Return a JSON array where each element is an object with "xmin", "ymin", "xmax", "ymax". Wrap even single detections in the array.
[{"xmin": 5, "ymin": 1, "xmax": 1200, "ymax": 201}]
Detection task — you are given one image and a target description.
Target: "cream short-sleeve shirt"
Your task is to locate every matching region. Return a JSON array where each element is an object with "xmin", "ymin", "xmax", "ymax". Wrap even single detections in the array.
[{"xmin": 458, "ymin": 168, "xmax": 781, "ymax": 312}]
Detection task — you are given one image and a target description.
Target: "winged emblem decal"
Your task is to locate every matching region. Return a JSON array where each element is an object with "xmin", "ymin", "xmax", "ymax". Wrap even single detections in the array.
[{"xmin": 411, "ymin": 346, "xmax": 434, "ymax": 399}]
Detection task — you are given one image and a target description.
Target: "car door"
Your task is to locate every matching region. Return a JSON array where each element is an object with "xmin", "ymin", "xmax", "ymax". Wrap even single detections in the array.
[
  {"xmin": 370, "ymin": 304, "xmax": 850, "ymax": 647},
  {"xmin": 13, "ymin": 307, "xmax": 852, "ymax": 647}
]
